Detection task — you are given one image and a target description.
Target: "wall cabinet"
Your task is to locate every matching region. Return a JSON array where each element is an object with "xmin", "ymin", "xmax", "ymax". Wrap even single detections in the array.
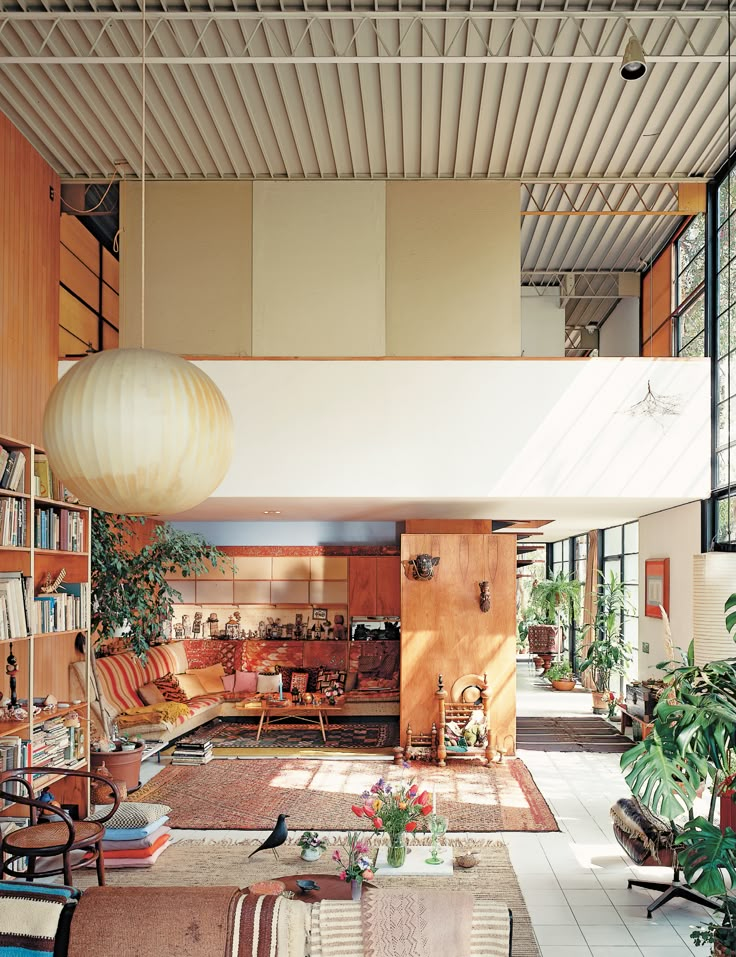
[{"xmin": 348, "ymin": 557, "xmax": 401, "ymax": 617}]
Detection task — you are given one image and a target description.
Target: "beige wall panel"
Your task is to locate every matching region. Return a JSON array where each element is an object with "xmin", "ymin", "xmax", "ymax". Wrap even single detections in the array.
[
  {"xmin": 233, "ymin": 556, "xmax": 273, "ymax": 580},
  {"xmin": 271, "ymin": 580, "xmax": 310, "ymax": 604},
  {"xmin": 234, "ymin": 580, "xmax": 272, "ymax": 603},
  {"xmin": 272, "ymin": 556, "xmax": 310, "ymax": 580},
  {"xmin": 197, "ymin": 557, "xmax": 234, "ymax": 581},
  {"xmin": 120, "ymin": 182, "xmax": 252, "ymax": 355},
  {"xmin": 252, "ymin": 182, "xmax": 386, "ymax": 356},
  {"xmin": 196, "ymin": 580, "xmax": 235, "ymax": 604},
  {"xmin": 310, "ymin": 556, "xmax": 348, "ymax": 580},
  {"xmin": 310, "ymin": 580, "xmax": 348, "ymax": 604},
  {"xmin": 386, "ymin": 182, "xmax": 521, "ymax": 356},
  {"xmin": 170, "ymin": 579, "xmax": 197, "ymax": 603}
]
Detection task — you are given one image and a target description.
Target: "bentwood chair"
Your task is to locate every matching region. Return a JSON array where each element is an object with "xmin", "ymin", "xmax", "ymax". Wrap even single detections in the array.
[{"xmin": 0, "ymin": 767, "xmax": 120, "ymax": 887}]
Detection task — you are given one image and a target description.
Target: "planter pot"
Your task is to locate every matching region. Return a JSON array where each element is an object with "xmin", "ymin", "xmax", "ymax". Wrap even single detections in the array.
[
  {"xmin": 551, "ymin": 679, "xmax": 575, "ymax": 692},
  {"xmin": 591, "ymin": 691, "xmax": 608, "ymax": 715},
  {"xmin": 90, "ymin": 741, "xmax": 144, "ymax": 793},
  {"xmin": 720, "ymin": 793, "xmax": 736, "ymax": 832},
  {"xmin": 300, "ymin": 846, "xmax": 323, "ymax": 862}
]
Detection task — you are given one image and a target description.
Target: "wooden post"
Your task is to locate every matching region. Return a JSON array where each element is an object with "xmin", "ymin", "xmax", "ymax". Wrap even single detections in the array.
[
  {"xmin": 481, "ymin": 673, "xmax": 493, "ymax": 766},
  {"xmin": 436, "ymin": 677, "xmax": 447, "ymax": 767}
]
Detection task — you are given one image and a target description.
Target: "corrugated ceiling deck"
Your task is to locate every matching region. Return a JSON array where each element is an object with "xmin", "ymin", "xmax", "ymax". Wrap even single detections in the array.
[{"xmin": 0, "ymin": 0, "xmax": 732, "ymax": 278}]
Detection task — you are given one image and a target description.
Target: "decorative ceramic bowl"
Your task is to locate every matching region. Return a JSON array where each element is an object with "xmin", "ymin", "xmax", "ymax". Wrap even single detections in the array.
[{"xmin": 295, "ymin": 880, "xmax": 320, "ymax": 894}]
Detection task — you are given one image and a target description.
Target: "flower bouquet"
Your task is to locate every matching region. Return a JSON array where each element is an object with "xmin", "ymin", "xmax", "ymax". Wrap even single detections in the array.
[
  {"xmin": 351, "ymin": 777, "xmax": 432, "ymax": 867},
  {"xmin": 333, "ymin": 831, "xmax": 374, "ymax": 900}
]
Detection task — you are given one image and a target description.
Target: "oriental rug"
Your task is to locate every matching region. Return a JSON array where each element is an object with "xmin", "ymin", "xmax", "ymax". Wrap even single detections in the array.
[
  {"xmin": 182, "ymin": 717, "xmax": 399, "ymax": 751},
  {"xmin": 131, "ymin": 757, "xmax": 558, "ymax": 832},
  {"xmin": 75, "ymin": 839, "xmax": 539, "ymax": 957}
]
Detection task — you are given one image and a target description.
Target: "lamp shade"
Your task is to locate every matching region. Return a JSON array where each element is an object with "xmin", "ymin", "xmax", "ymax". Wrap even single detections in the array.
[{"xmin": 42, "ymin": 349, "xmax": 234, "ymax": 515}]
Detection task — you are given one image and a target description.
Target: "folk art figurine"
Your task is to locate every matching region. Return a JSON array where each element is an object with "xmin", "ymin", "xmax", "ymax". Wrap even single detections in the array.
[
  {"xmin": 479, "ymin": 581, "xmax": 491, "ymax": 613},
  {"xmin": 6, "ymin": 643, "xmax": 18, "ymax": 708},
  {"xmin": 192, "ymin": 611, "xmax": 203, "ymax": 637},
  {"xmin": 406, "ymin": 553, "xmax": 440, "ymax": 581}
]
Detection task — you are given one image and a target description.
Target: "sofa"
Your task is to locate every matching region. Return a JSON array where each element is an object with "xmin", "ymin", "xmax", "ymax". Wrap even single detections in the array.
[
  {"xmin": 72, "ymin": 639, "xmax": 399, "ymax": 743},
  {"xmin": 13, "ymin": 882, "xmax": 511, "ymax": 957}
]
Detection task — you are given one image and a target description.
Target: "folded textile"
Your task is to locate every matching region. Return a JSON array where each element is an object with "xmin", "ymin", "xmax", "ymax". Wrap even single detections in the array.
[
  {"xmin": 118, "ymin": 702, "xmax": 191, "ymax": 725},
  {"xmin": 232, "ymin": 893, "xmax": 309, "ymax": 957},
  {"xmin": 85, "ymin": 839, "xmax": 171, "ymax": 869},
  {"xmin": 102, "ymin": 833, "xmax": 171, "ymax": 860},
  {"xmin": 90, "ymin": 802, "xmax": 171, "ymax": 829},
  {"xmin": 0, "ymin": 881, "xmax": 80, "ymax": 957},
  {"xmin": 101, "ymin": 825, "xmax": 171, "ymax": 851},
  {"xmin": 103, "ymin": 816, "xmax": 169, "ymax": 842},
  {"xmin": 362, "ymin": 890, "xmax": 473, "ymax": 957}
]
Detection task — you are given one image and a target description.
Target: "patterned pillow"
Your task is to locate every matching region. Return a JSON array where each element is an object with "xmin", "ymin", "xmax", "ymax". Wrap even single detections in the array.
[
  {"xmin": 316, "ymin": 670, "xmax": 346, "ymax": 693},
  {"xmin": 138, "ymin": 681, "xmax": 166, "ymax": 706},
  {"xmin": 88, "ymin": 802, "xmax": 172, "ymax": 828},
  {"xmin": 152, "ymin": 672, "xmax": 188, "ymax": 703},
  {"xmin": 0, "ymin": 882, "xmax": 80, "ymax": 956}
]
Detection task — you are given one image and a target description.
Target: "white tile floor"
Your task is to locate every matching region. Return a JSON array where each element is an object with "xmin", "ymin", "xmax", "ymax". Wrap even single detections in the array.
[{"xmin": 139, "ymin": 664, "xmax": 713, "ymax": 957}]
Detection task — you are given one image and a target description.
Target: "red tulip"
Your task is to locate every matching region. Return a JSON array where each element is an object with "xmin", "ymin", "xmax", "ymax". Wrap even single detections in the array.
[
  {"xmin": 421, "ymin": 804, "xmax": 432, "ymax": 816},
  {"xmin": 372, "ymin": 816, "xmax": 383, "ymax": 828},
  {"xmin": 405, "ymin": 821, "xmax": 418, "ymax": 832},
  {"xmin": 351, "ymin": 805, "xmax": 365, "ymax": 817},
  {"xmin": 408, "ymin": 784, "xmax": 418, "ymax": 796},
  {"xmin": 416, "ymin": 790, "xmax": 430, "ymax": 805}
]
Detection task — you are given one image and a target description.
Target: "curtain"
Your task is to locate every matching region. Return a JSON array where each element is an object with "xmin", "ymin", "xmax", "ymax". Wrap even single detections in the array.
[{"xmin": 578, "ymin": 529, "xmax": 599, "ymax": 690}]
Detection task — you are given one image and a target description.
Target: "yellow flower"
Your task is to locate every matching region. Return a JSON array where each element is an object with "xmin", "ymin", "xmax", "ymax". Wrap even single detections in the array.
[
  {"xmin": 372, "ymin": 799, "xmax": 383, "ymax": 813},
  {"xmin": 398, "ymin": 801, "xmax": 407, "ymax": 810}
]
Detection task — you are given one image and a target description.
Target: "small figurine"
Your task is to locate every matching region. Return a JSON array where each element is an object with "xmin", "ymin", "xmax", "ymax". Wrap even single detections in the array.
[
  {"xmin": 406, "ymin": 553, "xmax": 440, "ymax": 581},
  {"xmin": 479, "ymin": 581, "xmax": 491, "ymax": 614},
  {"xmin": 226, "ymin": 613, "xmax": 240, "ymax": 639},
  {"xmin": 182, "ymin": 614, "xmax": 192, "ymax": 638},
  {"xmin": 40, "ymin": 568, "xmax": 66, "ymax": 594},
  {"xmin": 206, "ymin": 612, "xmax": 219, "ymax": 638},
  {"xmin": 333, "ymin": 614, "xmax": 346, "ymax": 641},
  {"xmin": 174, "ymin": 622, "xmax": 184, "ymax": 640},
  {"xmin": 6, "ymin": 643, "xmax": 17, "ymax": 708},
  {"xmin": 258, "ymin": 620, "xmax": 267, "ymax": 639},
  {"xmin": 192, "ymin": 611, "xmax": 203, "ymax": 637}
]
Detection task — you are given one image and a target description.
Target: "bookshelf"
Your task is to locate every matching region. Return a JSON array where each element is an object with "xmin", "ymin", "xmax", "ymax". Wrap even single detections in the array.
[{"xmin": 0, "ymin": 433, "xmax": 91, "ymax": 818}]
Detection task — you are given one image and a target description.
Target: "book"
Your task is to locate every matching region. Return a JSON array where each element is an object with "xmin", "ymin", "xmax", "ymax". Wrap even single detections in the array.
[{"xmin": 33, "ymin": 455, "xmax": 52, "ymax": 499}]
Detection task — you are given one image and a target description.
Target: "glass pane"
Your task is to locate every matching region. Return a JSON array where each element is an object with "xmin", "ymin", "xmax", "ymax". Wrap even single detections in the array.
[
  {"xmin": 718, "ymin": 214, "xmax": 736, "ymax": 270},
  {"xmin": 717, "ymin": 401, "xmax": 736, "ymax": 448},
  {"xmin": 623, "ymin": 613, "xmax": 638, "ymax": 645},
  {"xmin": 678, "ymin": 255, "xmax": 705, "ymax": 302},
  {"xmin": 626, "ymin": 587, "xmax": 640, "ymax": 617},
  {"xmin": 552, "ymin": 541, "xmax": 562, "ymax": 564},
  {"xmin": 717, "ymin": 351, "xmax": 736, "ymax": 401},
  {"xmin": 717, "ymin": 312, "xmax": 736, "ymax": 360},
  {"xmin": 719, "ymin": 175, "xmax": 736, "ymax": 227},
  {"xmin": 678, "ymin": 215, "xmax": 706, "ymax": 269},
  {"xmin": 603, "ymin": 559, "xmax": 621, "ymax": 585},
  {"xmin": 716, "ymin": 447, "xmax": 736, "ymax": 488},
  {"xmin": 679, "ymin": 297, "xmax": 705, "ymax": 345},
  {"xmin": 679, "ymin": 331, "xmax": 705, "ymax": 358},
  {"xmin": 717, "ymin": 260, "xmax": 736, "ymax": 316},
  {"xmin": 716, "ymin": 495, "xmax": 736, "ymax": 544},
  {"xmin": 624, "ymin": 553, "xmax": 638, "ymax": 585},
  {"xmin": 561, "ymin": 539, "xmax": 570, "ymax": 566},
  {"xmin": 604, "ymin": 526, "xmax": 623, "ymax": 557},
  {"xmin": 624, "ymin": 522, "xmax": 639, "ymax": 553}
]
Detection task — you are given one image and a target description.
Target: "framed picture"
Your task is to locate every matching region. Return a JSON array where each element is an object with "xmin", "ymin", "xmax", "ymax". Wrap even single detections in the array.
[
  {"xmin": 645, "ymin": 558, "xmax": 670, "ymax": 618},
  {"xmin": 290, "ymin": 672, "xmax": 308, "ymax": 694},
  {"xmin": 312, "ymin": 608, "xmax": 328, "ymax": 621}
]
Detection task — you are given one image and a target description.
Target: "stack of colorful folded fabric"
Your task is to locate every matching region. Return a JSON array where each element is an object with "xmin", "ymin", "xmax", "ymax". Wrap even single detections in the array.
[{"xmin": 87, "ymin": 802, "xmax": 172, "ymax": 869}]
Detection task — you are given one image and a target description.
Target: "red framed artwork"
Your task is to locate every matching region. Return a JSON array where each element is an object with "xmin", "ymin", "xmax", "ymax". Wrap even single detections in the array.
[{"xmin": 644, "ymin": 558, "xmax": 670, "ymax": 618}]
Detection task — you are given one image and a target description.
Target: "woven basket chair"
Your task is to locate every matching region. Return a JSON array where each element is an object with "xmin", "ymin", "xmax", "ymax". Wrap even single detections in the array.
[{"xmin": 0, "ymin": 766, "xmax": 120, "ymax": 887}]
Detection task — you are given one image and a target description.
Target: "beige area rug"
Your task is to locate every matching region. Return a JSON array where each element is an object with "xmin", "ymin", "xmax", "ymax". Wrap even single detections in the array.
[
  {"xmin": 131, "ymin": 757, "xmax": 558, "ymax": 832},
  {"xmin": 78, "ymin": 839, "xmax": 538, "ymax": 957}
]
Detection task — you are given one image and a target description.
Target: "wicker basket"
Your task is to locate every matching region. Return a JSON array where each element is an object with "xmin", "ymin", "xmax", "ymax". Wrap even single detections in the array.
[{"xmin": 90, "ymin": 761, "xmax": 127, "ymax": 804}]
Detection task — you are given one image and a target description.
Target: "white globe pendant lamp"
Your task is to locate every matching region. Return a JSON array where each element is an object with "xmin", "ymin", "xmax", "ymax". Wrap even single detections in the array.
[
  {"xmin": 41, "ymin": 0, "xmax": 234, "ymax": 517},
  {"xmin": 42, "ymin": 350, "xmax": 233, "ymax": 515}
]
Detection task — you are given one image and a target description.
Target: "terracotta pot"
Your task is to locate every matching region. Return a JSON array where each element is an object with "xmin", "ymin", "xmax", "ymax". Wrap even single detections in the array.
[
  {"xmin": 591, "ymin": 690, "xmax": 608, "ymax": 714},
  {"xmin": 720, "ymin": 793, "xmax": 736, "ymax": 832},
  {"xmin": 551, "ymin": 679, "xmax": 575, "ymax": 692},
  {"xmin": 90, "ymin": 741, "xmax": 144, "ymax": 793}
]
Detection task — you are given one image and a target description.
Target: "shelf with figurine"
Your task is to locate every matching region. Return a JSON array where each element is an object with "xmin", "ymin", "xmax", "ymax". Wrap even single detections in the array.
[{"xmin": 167, "ymin": 607, "xmax": 353, "ymax": 642}]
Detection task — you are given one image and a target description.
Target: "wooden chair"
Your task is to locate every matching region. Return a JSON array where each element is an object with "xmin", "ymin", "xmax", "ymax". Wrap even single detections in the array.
[
  {"xmin": 0, "ymin": 767, "xmax": 121, "ymax": 887},
  {"xmin": 436, "ymin": 674, "xmax": 493, "ymax": 766}
]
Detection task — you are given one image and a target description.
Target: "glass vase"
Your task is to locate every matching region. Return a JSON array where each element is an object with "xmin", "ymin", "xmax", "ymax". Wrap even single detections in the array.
[
  {"xmin": 351, "ymin": 878, "xmax": 362, "ymax": 901},
  {"xmin": 386, "ymin": 829, "xmax": 406, "ymax": 868}
]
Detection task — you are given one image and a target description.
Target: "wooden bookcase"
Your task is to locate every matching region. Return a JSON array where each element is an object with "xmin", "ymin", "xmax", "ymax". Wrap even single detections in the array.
[{"xmin": 0, "ymin": 432, "xmax": 91, "ymax": 818}]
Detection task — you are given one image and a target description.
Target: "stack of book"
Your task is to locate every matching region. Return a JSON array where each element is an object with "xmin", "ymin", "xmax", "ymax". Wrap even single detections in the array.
[
  {"xmin": 0, "ymin": 737, "xmax": 24, "ymax": 810},
  {"xmin": 35, "ymin": 716, "xmax": 70, "ymax": 768},
  {"xmin": 171, "ymin": 741, "xmax": 213, "ymax": 765},
  {"xmin": 0, "ymin": 498, "xmax": 26, "ymax": 547},
  {"xmin": 33, "ymin": 582, "xmax": 90, "ymax": 633},
  {"xmin": 0, "ymin": 447, "xmax": 26, "ymax": 493},
  {"xmin": 34, "ymin": 507, "xmax": 85, "ymax": 552},
  {"xmin": 0, "ymin": 572, "xmax": 32, "ymax": 639}
]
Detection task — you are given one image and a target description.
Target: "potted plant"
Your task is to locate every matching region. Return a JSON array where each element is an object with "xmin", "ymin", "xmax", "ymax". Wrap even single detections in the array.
[
  {"xmin": 690, "ymin": 897, "xmax": 736, "ymax": 957},
  {"xmin": 579, "ymin": 571, "xmax": 631, "ymax": 713},
  {"xmin": 528, "ymin": 573, "xmax": 582, "ymax": 669},
  {"xmin": 297, "ymin": 831, "xmax": 327, "ymax": 862},
  {"xmin": 332, "ymin": 832, "xmax": 374, "ymax": 901},
  {"xmin": 89, "ymin": 511, "xmax": 229, "ymax": 784},
  {"xmin": 544, "ymin": 661, "xmax": 576, "ymax": 691}
]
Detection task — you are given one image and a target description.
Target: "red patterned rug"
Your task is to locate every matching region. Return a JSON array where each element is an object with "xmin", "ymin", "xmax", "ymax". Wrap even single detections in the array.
[{"xmin": 132, "ymin": 757, "xmax": 558, "ymax": 832}]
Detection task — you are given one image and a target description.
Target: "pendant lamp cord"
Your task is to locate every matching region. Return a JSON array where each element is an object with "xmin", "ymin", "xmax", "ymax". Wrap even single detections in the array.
[{"xmin": 140, "ymin": 0, "xmax": 147, "ymax": 350}]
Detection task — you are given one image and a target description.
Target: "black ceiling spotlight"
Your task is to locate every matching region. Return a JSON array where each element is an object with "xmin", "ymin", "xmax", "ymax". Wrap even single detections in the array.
[{"xmin": 620, "ymin": 35, "xmax": 648, "ymax": 81}]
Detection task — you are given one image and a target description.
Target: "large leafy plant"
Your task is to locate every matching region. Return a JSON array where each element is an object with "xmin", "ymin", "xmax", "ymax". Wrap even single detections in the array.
[
  {"xmin": 529, "ymin": 573, "xmax": 582, "ymax": 628},
  {"xmin": 579, "ymin": 571, "xmax": 631, "ymax": 693},
  {"xmin": 91, "ymin": 510, "xmax": 230, "ymax": 659}
]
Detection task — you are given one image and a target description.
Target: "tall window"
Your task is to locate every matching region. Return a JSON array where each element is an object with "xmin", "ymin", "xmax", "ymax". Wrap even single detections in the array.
[
  {"xmin": 714, "ymin": 166, "xmax": 736, "ymax": 542},
  {"xmin": 601, "ymin": 522, "xmax": 639, "ymax": 685},
  {"xmin": 675, "ymin": 215, "xmax": 706, "ymax": 357}
]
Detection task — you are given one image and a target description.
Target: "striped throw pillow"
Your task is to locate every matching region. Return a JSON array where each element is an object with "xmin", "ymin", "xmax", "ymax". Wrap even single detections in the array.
[{"xmin": 152, "ymin": 672, "xmax": 188, "ymax": 703}]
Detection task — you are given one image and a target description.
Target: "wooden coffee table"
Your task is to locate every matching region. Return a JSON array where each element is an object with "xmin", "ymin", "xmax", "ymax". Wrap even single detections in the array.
[
  {"xmin": 252, "ymin": 874, "xmax": 356, "ymax": 902},
  {"xmin": 256, "ymin": 699, "xmax": 343, "ymax": 743}
]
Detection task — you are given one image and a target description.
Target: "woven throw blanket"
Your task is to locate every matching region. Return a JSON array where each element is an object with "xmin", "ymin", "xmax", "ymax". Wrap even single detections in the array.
[
  {"xmin": 311, "ymin": 899, "xmax": 509, "ymax": 957},
  {"xmin": 0, "ymin": 881, "xmax": 79, "ymax": 955},
  {"xmin": 119, "ymin": 702, "xmax": 191, "ymax": 724},
  {"xmin": 362, "ymin": 890, "xmax": 473, "ymax": 957},
  {"xmin": 232, "ymin": 893, "xmax": 309, "ymax": 957}
]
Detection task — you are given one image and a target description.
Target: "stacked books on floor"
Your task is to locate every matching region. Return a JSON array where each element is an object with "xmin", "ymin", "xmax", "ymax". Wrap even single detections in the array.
[
  {"xmin": 171, "ymin": 740, "xmax": 213, "ymax": 765},
  {"xmin": 88, "ymin": 802, "xmax": 173, "ymax": 869}
]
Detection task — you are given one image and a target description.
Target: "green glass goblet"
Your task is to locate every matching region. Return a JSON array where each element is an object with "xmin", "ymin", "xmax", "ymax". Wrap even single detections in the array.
[{"xmin": 425, "ymin": 813, "xmax": 448, "ymax": 865}]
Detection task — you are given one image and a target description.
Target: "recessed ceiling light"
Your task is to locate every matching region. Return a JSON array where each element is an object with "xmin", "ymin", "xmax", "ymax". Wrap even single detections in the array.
[{"xmin": 263, "ymin": 510, "xmax": 281, "ymax": 515}]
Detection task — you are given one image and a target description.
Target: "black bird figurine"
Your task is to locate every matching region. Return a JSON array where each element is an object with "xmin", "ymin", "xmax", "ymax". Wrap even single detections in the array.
[{"xmin": 248, "ymin": 813, "xmax": 289, "ymax": 860}]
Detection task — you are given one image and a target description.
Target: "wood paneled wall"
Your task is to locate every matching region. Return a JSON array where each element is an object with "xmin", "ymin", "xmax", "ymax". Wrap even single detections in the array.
[
  {"xmin": 400, "ymin": 532, "xmax": 518, "ymax": 754},
  {"xmin": 0, "ymin": 114, "xmax": 60, "ymax": 446},
  {"xmin": 641, "ymin": 249, "xmax": 673, "ymax": 357}
]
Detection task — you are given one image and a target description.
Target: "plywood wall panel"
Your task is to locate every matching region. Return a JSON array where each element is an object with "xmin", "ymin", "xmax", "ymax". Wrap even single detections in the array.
[
  {"xmin": 0, "ymin": 114, "xmax": 60, "ymax": 446},
  {"xmin": 376, "ymin": 557, "xmax": 401, "ymax": 617},
  {"xmin": 400, "ymin": 533, "xmax": 517, "ymax": 754}
]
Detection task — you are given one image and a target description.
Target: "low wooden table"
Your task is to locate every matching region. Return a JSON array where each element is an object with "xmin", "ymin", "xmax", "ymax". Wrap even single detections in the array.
[
  {"xmin": 251, "ymin": 874, "xmax": 356, "ymax": 903},
  {"xmin": 256, "ymin": 699, "xmax": 343, "ymax": 743}
]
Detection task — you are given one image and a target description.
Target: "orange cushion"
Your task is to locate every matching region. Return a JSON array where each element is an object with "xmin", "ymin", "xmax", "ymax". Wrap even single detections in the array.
[
  {"xmin": 99, "ymin": 833, "xmax": 171, "ymax": 859},
  {"xmin": 186, "ymin": 663, "xmax": 226, "ymax": 694},
  {"xmin": 175, "ymin": 673, "xmax": 207, "ymax": 700}
]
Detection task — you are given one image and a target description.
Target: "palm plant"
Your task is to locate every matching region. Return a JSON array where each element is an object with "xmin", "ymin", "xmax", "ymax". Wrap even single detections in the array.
[{"xmin": 579, "ymin": 571, "xmax": 631, "ymax": 693}]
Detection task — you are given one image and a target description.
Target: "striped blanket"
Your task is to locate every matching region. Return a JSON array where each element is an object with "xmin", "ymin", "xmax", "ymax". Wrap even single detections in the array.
[
  {"xmin": 310, "ymin": 898, "xmax": 511, "ymax": 957},
  {"xmin": 232, "ymin": 894, "xmax": 309, "ymax": 957},
  {"xmin": 0, "ymin": 882, "xmax": 79, "ymax": 956}
]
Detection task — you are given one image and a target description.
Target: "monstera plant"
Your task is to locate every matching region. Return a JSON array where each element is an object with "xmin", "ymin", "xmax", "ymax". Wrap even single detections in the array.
[{"xmin": 621, "ymin": 593, "xmax": 736, "ymax": 951}]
